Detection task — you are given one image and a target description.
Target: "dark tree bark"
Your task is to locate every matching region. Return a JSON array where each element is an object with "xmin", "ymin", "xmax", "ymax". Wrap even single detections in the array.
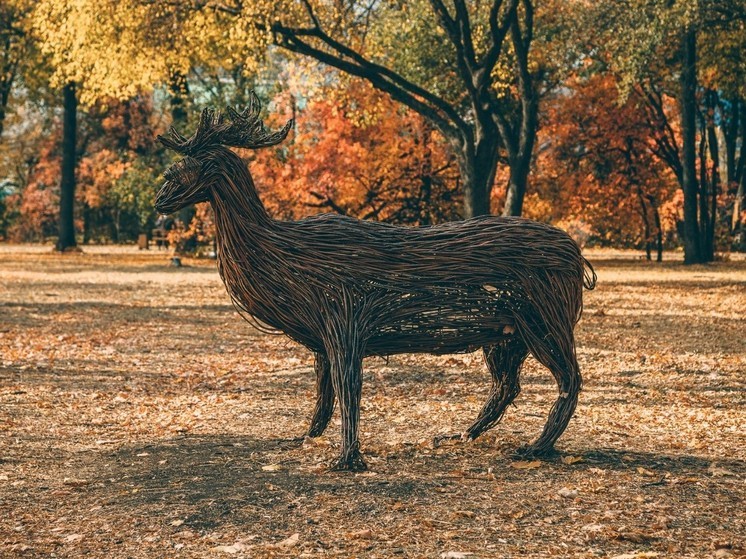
[
  {"xmin": 0, "ymin": 10, "xmax": 24, "ymax": 139},
  {"xmin": 641, "ymin": 191, "xmax": 664, "ymax": 263},
  {"xmin": 459, "ymin": 134, "xmax": 501, "ymax": 217},
  {"xmin": 679, "ymin": 28, "xmax": 704, "ymax": 264},
  {"xmin": 271, "ymin": 0, "xmax": 537, "ymax": 219},
  {"xmin": 735, "ymin": 171, "xmax": 746, "ymax": 250},
  {"xmin": 722, "ymin": 96, "xmax": 740, "ymax": 190},
  {"xmin": 637, "ymin": 186, "xmax": 652, "ymax": 260},
  {"xmin": 704, "ymin": 91, "xmax": 720, "ymax": 262},
  {"xmin": 56, "ymin": 82, "xmax": 78, "ymax": 252},
  {"xmin": 731, "ymin": 99, "xmax": 746, "ymax": 249},
  {"xmin": 498, "ymin": 1, "xmax": 538, "ymax": 217}
]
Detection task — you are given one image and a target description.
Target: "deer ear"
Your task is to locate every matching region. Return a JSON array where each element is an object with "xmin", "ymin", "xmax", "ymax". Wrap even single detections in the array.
[{"xmin": 163, "ymin": 156, "xmax": 202, "ymax": 187}]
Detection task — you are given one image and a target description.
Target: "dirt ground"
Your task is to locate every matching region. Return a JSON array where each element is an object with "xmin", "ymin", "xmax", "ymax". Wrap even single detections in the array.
[{"xmin": 1, "ymin": 245, "xmax": 744, "ymax": 559}]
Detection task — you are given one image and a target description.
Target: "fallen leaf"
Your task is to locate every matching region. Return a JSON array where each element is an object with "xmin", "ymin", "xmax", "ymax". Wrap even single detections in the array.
[
  {"xmin": 64, "ymin": 534, "xmax": 83, "ymax": 543},
  {"xmin": 708, "ymin": 464, "xmax": 736, "ymax": 477},
  {"xmin": 212, "ymin": 542, "xmax": 250, "ymax": 554},
  {"xmin": 276, "ymin": 533, "xmax": 299, "ymax": 548},
  {"xmin": 615, "ymin": 531, "xmax": 656, "ymax": 544},
  {"xmin": 511, "ymin": 460, "xmax": 542, "ymax": 470},
  {"xmin": 62, "ymin": 478, "xmax": 90, "ymax": 487}
]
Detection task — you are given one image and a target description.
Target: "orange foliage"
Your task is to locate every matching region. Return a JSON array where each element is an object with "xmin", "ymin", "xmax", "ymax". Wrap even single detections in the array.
[
  {"xmin": 7, "ymin": 95, "xmax": 163, "ymax": 243},
  {"xmin": 250, "ymin": 82, "xmax": 461, "ymax": 225},
  {"xmin": 167, "ymin": 202, "xmax": 216, "ymax": 255},
  {"xmin": 532, "ymin": 73, "xmax": 680, "ymax": 248},
  {"xmin": 9, "ymin": 139, "xmax": 62, "ymax": 241}
]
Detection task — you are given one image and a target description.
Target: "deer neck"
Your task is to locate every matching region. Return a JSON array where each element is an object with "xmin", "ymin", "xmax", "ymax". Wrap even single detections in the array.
[
  {"xmin": 208, "ymin": 151, "xmax": 285, "ymax": 327},
  {"xmin": 208, "ymin": 149, "xmax": 271, "ymax": 228},
  {"xmin": 209, "ymin": 149, "xmax": 278, "ymax": 276}
]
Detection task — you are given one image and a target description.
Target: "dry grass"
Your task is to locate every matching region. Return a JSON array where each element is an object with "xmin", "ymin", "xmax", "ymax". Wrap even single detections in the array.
[{"xmin": 1, "ymin": 245, "xmax": 744, "ymax": 558}]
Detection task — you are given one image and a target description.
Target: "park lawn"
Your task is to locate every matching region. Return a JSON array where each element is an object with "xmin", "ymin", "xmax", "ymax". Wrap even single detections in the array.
[{"xmin": 0, "ymin": 245, "xmax": 744, "ymax": 558}]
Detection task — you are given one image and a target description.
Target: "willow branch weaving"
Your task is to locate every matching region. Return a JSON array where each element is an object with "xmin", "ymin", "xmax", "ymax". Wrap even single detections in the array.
[{"xmin": 155, "ymin": 95, "xmax": 597, "ymax": 471}]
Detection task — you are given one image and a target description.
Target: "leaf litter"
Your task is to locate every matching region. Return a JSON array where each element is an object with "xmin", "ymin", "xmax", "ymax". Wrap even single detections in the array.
[{"xmin": 0, "ymin": 246, "xmax": 744, "ymax": 558}]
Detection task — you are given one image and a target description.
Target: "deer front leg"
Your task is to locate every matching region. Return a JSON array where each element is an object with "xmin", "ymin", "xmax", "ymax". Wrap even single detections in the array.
[
  {"xmin": 327, "ymin": 341, "xmax": 366, "ymax": 472},
  {"xmin": 307, "ymin": 352, "xmax": 335, "ymax": 438}
]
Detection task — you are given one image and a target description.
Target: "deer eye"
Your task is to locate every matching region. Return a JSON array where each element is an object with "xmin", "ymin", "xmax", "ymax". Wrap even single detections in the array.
[{"xmin": 164, "ymin": 156, "xmax": 202, "ymax": 187}]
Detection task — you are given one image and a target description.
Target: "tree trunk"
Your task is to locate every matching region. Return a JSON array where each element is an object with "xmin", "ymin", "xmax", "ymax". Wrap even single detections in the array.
[
  {"xmin": 679, "ymin": 28, "xmax": 704, "ymax": 264},
  {"xmin": 723, "ymin": 96, "xmax": 739, "ymax": 189},
  {"xmin": 705, "ymin": 95, "xmax": 720, "ymax": 261},
  {"xmin": 733, "ymin": 101, "xmax": 746, "ymax": 249},
  {"xmin": 83, "ymin": 204, "xmax": 91, "ymax": 244},
  {"xmin": 503, "ymin": 155, "xmax": 530, "ymax": 217},
  {"xmin": 637, "ymin": 186, "xmax": 652, "ymax": 260},
  {"xmin": 56, "ymin": 82, "xmax": 78, "ymax": 252},
  {"xmin": 502, "ymin": 94, "xmax": 538, "ymax": 217},
  {"xmin": 0, "ymin": 40, "xmax": 16, "ymax": 140},
  {"xmin": 648, "ymin": 195, "xmax": 664, "ymax": 262},
  {"xmin": 698, "ymin": 124, "xmax": 711, "ymax": 261},
  {"xmin": 734, "ymin": 171, "xmax": 746, "ymax": 250},
  {"xmin": 0, "ymin": 93, "xmax": 7, "ymax": 139},
  {"xmin": 460, "ymin": 159, "xmax": 493, "ymax": 218},
  {"xmin": 459, "ymin": 137, "xmax": 500, "ymax": 218}
]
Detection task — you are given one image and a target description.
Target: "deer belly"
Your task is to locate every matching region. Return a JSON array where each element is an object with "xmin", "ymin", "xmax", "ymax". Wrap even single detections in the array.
[{"xmin": 365, "ymin": 291, "xmax": 519, "ymax": 356}]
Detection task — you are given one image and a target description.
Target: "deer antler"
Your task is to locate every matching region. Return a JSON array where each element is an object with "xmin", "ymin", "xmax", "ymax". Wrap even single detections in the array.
[
  {"xmin": 221, "ymin": 92, "xmax": 294, "ymax": 149},
  {"xmin": 157, "ymin": 92, "xmax": 293, "ymax": 155}
]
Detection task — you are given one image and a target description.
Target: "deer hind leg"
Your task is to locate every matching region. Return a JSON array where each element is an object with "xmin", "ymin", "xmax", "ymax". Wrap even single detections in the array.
[
  {"xmin": 306, "ymin": 352, "xmax": 336, "ymax": 438},
  {"xmin": 463, "ymin": 338, "xmax": 528, "ymax": 441},
  {"xmin": 521, "ymin": 323, "xmax": 582, "ymax": 457},
  {"xmin": 326, "ymin": 338, "xmax": 367, "ymax": 472}
]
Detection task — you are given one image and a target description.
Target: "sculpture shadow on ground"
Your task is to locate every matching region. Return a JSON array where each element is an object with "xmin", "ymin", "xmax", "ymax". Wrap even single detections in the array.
[{"xmin": 72, "ymin": 434, "xmax": 746, "ymax": 534}]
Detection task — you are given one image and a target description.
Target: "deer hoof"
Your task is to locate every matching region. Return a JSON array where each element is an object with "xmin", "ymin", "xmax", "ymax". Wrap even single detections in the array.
[
  {"xmin": 513, "ymin": 444, "xmax": 559, "ymax": 460},
  {"xmin": 330, "ymin": 449, "xmax": 368, "ymax": 472}
]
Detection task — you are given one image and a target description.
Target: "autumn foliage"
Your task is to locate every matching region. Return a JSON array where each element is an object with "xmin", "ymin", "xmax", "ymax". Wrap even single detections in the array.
[
  {"xmin": 250, "ymin": 84, "xmax": 461, "ymax": 225},
  {"xmin": 532, "ymin": 74, "xmax": 681, "ymax": 257},
  {"xmin": 1, "ymin": 96, "xmax": 166, "ymax": 243},
  {"xmin": 1, "ymin": 1, "xmax": 745, "ymax": 257}
]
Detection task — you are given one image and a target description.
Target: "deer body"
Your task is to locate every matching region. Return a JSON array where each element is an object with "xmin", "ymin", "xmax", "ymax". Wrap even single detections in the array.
[{"xmin": 156, "ymin": 99, "xmax": 596, "ymax": 471}]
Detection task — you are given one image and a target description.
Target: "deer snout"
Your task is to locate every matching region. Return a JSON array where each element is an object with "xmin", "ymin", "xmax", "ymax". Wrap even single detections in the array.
[{"xmin": 154, "ymin": 181, "xmax": 181, "ymax": 214}]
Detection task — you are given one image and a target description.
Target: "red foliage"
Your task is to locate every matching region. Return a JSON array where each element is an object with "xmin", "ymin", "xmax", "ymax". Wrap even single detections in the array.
[
  {"xmin": 9, "ymin": 139, "xmax": 62, "ymax": 241},
  {"xmin": 532, "ymin": 74, "xmax": 680, "ymax": 249},
  {"xmin": 6, "ymin": 95, "xmax": 165, "ymax": 243},
  {"xmin": 250, "ymin": 82, "xmax": 461, "ymax": 225}
]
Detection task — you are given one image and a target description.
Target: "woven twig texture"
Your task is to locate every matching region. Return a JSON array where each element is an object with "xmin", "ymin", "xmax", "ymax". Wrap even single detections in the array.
[{"xmin": 155, "ymin": 96, "xmax": 597, "ymax": 471}]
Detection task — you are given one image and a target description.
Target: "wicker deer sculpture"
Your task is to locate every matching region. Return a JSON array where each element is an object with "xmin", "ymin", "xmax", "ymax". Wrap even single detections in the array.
[{"xmin": 155, "ymin": 95, "xmax": 597, "ymax": 471}]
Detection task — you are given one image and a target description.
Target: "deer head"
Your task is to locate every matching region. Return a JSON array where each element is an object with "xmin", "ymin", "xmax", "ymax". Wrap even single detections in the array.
[{"xmin": 155, "ymin": 93, "xmax": 293, "ymax": 214}]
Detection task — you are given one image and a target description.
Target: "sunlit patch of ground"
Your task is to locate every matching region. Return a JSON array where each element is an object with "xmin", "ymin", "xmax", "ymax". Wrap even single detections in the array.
[{"xmin": 1, "ymin": 245, "xmax": 744, "ymax": 558}]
